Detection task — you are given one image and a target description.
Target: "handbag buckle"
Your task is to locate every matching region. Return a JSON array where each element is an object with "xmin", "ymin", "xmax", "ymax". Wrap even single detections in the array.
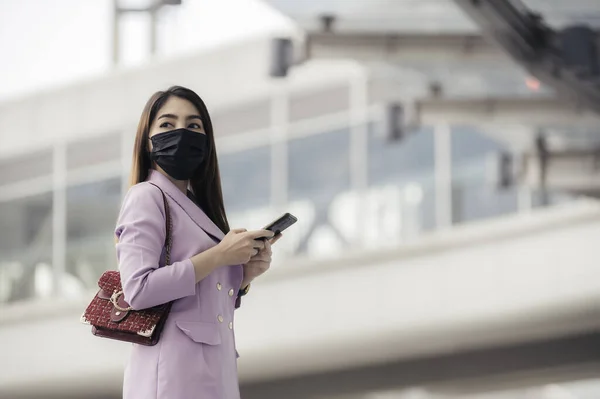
[{"xmin": 110, "ymin": 290, "xmax": 133, "ymax": 312}]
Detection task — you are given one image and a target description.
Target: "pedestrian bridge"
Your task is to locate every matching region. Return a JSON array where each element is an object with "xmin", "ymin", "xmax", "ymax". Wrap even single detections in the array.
[{"xmin": 2, "ymin": 199, "xmax": 600, "ymax": 398}]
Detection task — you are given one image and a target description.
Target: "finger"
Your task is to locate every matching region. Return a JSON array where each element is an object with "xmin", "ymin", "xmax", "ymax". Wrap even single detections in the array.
[
  {"xmin": 264, "ymin": 239, "xmax": 272, "ymax": 255},
  {"xmin": 257, "ymin": 252, "xmax": 271, "ymax": 262},
  {"xmin": 249, "ymin": 251, "xmax": 271, "ymax": 262},
  {"xmin": 269, "ymin": 233, "xmax": 282, "ymax": 245},
  {"xmin": 252, "ymin": 239, "xmax": 266, "ymax": 251},
  {"xmin": 248, "ymin": 252, "xmax": 266, "ymax": 261},
  {"xmin": 248, "ymin": 229, "xmax": 275, "ymax": 240},
  {"xmin": 231, "ymin": 228, "xmax": 247, "ymax": 234}
]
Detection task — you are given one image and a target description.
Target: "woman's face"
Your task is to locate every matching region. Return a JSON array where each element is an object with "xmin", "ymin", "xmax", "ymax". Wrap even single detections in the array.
[{"xmin": 148, "ymin": 96, "xmax": 206, "ymax": 147}]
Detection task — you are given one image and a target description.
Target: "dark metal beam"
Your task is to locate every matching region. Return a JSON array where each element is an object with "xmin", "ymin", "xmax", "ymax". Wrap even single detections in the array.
[
  {"xmin": 453, "ymin": 0, "xmax": 600, "ymax": 114},
  {"xmin": 240, "ymin": 331, "xmax": 600, "ymax": 399}
]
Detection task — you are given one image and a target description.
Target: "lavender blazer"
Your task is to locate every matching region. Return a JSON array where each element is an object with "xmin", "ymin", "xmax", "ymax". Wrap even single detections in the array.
[{"xmin": 116, "ymin": 169, "xmax": 243, "ymax": 399}]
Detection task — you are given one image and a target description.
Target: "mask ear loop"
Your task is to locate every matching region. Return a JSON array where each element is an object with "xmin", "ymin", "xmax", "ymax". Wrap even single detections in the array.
[
  {"xmin": 147, "ymin": 135, "xmax": 158, "ymax": 169},
  {"xmin": 147, "ymin": 139, "xmax": 156, "ymax": 161}
]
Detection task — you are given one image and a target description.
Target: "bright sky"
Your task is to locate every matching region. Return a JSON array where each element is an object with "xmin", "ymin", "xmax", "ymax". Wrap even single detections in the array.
[{"xmin": 0, "ymin": 0, "xmax": 292, "ymax": 102}]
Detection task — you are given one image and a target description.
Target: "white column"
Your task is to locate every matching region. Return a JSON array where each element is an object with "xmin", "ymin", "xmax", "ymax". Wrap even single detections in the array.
[
  {"xmin": 270, "ymin": 82, "xmax": 289, "ymax": 210},
  {"xmin": 149, "ymin": 7, "xmax": 159, "ymax": 57},
  {"xmin": 52, "ymin": 142, "xmax": 67, "ymax": 297},
  {"xmin": 434, "ymin": 123, "xmax": 452, "ymax": 229},
  {"xmin": 112, "ymin": 0, "xmax": 120, "ymax": 65},
  {"xmin": 518, "ymin": 185, "xmax": 533, "ymax": 213},
  {"xmin": 349, "ymin": 72, "xmax": 369, "ymax": 244}
]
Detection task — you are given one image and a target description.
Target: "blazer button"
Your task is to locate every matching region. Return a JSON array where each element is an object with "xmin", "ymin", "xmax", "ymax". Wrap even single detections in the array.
[
  {"xmin": 228, "ymin": 322, "xmax": 233, "ymax": 330},
  {"xmin": 228, "ymin": 288, "xmax": 234, "ymax": 297},
  {"xmin": 216, "ymin": 282, "xmax": 222, "ymax": 291},
  {"xmin": 217, "ymin": 314, "xmax": 224, "ymax": 323}
]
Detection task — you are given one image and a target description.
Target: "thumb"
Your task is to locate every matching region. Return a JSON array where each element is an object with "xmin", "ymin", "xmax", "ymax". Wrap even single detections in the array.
[{"xmin": 230, "ymin": 228, "xmax": 247, "ymax": 234}]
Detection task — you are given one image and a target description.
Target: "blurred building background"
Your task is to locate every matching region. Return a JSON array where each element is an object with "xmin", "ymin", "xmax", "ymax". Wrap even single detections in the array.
[{"xmin": 1, "ymin": 0, "xmax": 600, "ymax": 398}]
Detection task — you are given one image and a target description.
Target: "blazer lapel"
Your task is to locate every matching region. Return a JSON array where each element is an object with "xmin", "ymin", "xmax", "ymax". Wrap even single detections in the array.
[{"xmin": 147, "ymin": 169, "xmax": 225, "ymax": 241}]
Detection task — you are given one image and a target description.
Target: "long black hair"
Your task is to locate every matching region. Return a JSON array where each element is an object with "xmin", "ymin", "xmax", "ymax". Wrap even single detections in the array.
[{"xmin": 129, "ymin": 85, "xmax": 230, "ymax": 233}]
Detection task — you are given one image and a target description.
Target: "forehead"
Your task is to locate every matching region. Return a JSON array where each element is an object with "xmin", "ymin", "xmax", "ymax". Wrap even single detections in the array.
[{"xmin": 156, "ymin": 96, "xmax": 200, "ymax": 117}]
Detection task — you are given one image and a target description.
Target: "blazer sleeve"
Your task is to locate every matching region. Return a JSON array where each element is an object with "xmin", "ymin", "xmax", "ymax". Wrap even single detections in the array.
[{"xmin": 115, "ymin": 183, "xmax": 197, "ymax": 310}]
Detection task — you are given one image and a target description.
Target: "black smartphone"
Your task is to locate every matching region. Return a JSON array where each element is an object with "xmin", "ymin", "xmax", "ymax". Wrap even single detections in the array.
[{"xmin": 259, "ymin": 212, "xmax": 298, "ymax": 239}]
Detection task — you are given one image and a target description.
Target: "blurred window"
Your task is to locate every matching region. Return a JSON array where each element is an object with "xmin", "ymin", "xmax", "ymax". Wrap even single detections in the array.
[
  {"xmin": 219, "ymin": 145, "xmax": 272, "ymax": 212},
  {"xmin": 66, "ymin": 178, "xmax": 122, "ymax": 290},
  {"xmin": 368, "ymin": 123, "xmax": 436, "ymax": 231},
  {"xmin": 0, "ymin": 192, "xmax": 53, "ymax": 304},
  {"xmin": 288, "ymin": 128, "xmax": 351, "ymax": 203},
  {"xmin": 450, "ymin": 126, "xmax": 518, "ymax": 223}
]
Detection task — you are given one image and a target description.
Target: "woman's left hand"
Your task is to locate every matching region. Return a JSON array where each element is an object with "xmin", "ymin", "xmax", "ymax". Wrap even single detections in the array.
[{"xmin": 241, "ymin": 235, "xmax": 281, "ymax": 287}]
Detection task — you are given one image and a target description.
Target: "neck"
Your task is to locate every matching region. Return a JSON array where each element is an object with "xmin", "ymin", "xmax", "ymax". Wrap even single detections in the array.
[{"xmin": 172, "ymin": 179, "xmax": 188, "ymax": 194}]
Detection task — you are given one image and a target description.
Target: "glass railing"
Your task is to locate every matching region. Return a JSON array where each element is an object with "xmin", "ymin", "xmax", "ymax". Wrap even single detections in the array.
[
  {"xmin": 0, "ymin": 155, "xmax": 575, "ymax": 304},
  {"xmin": 0, "ymin": 235, "xmax": 115, "ymax": 304},
  {"xmin": 0, "ymin": 124, "xmax": 580, "ymax": 305}
]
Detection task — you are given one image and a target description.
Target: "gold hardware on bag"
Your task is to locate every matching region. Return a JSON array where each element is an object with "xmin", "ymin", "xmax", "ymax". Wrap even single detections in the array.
[{"xmin": 110, "ymin": 290, "xmax": 133, "ymax": 312}]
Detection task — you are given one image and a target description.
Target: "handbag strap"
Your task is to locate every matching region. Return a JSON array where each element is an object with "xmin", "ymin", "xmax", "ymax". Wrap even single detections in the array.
[{"xmin": 148, "ymin": 183, "xmax": 172, "ymax": 265}]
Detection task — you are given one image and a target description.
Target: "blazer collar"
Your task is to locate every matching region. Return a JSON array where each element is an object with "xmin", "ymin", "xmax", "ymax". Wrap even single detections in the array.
[{"xmin": 147, "ymin": 169, "xmax": 225, "ymax": 241}]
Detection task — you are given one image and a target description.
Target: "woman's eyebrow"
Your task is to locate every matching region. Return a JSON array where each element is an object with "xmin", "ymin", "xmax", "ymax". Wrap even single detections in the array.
[
  {"xmin": 157, "ymin": 113, "xmax": 178, "ymax": 120},
  {"xmin": 157, "ymin": 114, "xmax": 202, "ymax": 121},
  {"xmin": 156, "ymin": 114, "xmax": 202, "ymax": 122}
]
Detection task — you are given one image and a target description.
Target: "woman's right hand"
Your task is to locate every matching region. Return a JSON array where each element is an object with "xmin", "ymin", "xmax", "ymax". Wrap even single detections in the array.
[{"xmin": 215, "ymin": 228, "xmax": 274, "ymax": 266}]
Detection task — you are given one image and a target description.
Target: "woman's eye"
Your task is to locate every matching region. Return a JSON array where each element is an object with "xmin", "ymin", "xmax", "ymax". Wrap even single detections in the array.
[
  {"xmin": 189, "ymin": 123, "xmax": 201, "ymax": 129},
  {"xmin": 159, "ymin": 122, "xmax": 173, "ymax": 128}
]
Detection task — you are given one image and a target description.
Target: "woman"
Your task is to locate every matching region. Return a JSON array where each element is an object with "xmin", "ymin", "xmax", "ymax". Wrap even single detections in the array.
[{"xmin": 116, "ymin": 86, "xmax": 278, "ymax": 399}]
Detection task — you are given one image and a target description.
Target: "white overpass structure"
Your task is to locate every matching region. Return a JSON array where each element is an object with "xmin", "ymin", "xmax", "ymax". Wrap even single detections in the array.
[{"xmin": 2, "ymin": 198, "xmax": 600, "ymax": 398}]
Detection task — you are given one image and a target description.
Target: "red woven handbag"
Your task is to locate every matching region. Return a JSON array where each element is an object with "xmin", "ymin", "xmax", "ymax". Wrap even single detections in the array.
[{"xmin": 80, "ymin": 183, "xmax": 173, "ymax": 346}]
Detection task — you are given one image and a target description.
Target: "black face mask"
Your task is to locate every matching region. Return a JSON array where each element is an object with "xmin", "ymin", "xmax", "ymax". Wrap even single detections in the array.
[{"xmin": 150, "ymin": 128, "xmax": 209, "ymax": 180}]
